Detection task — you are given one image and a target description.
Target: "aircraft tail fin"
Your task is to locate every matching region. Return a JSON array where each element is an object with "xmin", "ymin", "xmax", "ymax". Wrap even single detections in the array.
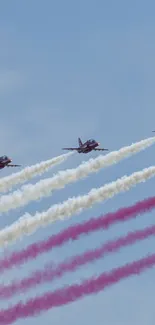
[{"xmin": 78, "ymin": 137, "xmax": 82, "ymax": 147}]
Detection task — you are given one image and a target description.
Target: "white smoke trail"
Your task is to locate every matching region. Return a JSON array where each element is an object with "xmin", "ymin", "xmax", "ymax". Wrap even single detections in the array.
[
  {"xmin": 0, "ymin": 152, "xmax": 73, "ymax": 193},
  {"xmin": 0, "ymin": 165, "xmax": 155, "ymax": 248},
  {"xmin": 0, "ymin": 137, "xmax": 154, "ymax": 214}
]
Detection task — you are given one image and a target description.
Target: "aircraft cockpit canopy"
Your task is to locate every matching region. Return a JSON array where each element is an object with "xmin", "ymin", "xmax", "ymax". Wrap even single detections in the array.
[{"xmin": 2, "ymin": 155, "xmax": 8, "ymax": 160}]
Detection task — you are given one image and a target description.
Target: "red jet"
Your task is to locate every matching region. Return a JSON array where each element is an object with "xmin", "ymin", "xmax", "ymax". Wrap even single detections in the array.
[
  {"xmin": 0, "ymin": 156, "xmax": 21, "ymax": 169},
  {"xmin": 62, "ymin": 138, "xmax": 108, "ymax": 153}
]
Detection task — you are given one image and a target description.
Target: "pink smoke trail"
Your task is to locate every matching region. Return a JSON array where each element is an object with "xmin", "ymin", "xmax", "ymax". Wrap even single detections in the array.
[
  {"xmin": 1, "ymin": 195, "xmax": 155, "ymax": 272},
  {"xmin": 0, "ymin": 224, "xmax": 155, "ymax": 300},
  {"xmin": 0, "ymin": 254, "xmax": 155, "ymax": 324}
]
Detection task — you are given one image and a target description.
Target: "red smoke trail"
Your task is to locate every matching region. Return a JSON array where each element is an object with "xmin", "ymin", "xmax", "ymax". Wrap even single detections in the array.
[
  {"xmin": 0, "ymin": 224, "xmax": 155, "ymax": 300},
  {"xmin": 0, "ymin": 254, "xmax": 155, "ymax": 324},
  {"xmin": 0, "ymin": 196, "xmax": 155, "ymax": 272}
]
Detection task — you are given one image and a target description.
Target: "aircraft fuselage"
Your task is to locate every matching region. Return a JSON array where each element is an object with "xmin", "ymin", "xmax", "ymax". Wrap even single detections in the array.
[{"xmin": 77, "ymin": 141, "xmax": 98, "ymax": 153}]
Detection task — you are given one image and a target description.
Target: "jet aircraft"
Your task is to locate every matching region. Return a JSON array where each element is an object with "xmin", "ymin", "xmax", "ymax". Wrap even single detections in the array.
[
  {"xmin": 62, "ymin": 138, "xmax": 108, "ymax": 153},
  {"xmin": 0, "ymin": 156, "xmax": 21, "ymax": 169}
]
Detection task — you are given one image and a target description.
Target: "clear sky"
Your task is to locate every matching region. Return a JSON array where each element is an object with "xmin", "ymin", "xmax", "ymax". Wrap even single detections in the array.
[{"xmin": 0, "ymin": 0, "xmax": 155, "ymax": 324}]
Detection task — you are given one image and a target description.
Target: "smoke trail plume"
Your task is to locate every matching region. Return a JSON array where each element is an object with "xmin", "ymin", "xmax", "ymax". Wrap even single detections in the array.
[
  {"xmin": 1, "ymin": 224, "xmax": 154, "ymax": 299},
  {"xmin": 0, "ymin": 151, "xmax": 73, "ymax": 193},
  {"xmin": 0, "ymin": 136, "xmax": 155, "ymax": 213},
  {"xmin": 0, "ymin": 254, "xmax": 155, "ymax": 324},
  {"xmin": 0, "ymin": 166, "xmax": 155, "ymax": 247},
  {"xmin": 0, "ymin": 195, "xmax": 155, "ymax": 271}
]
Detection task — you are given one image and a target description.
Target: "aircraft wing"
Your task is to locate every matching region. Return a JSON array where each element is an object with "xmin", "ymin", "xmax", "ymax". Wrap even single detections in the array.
[
  {"xmin": 93, "ymin": 148, "xmax": 108, "ymax": 151},
  {"xmin": 7, "ymin": 164, "xmax": 21, "ymax": 167},
  {"xmin": 62, "ymin": 148, "xmax": 79, "ymax": 150}
]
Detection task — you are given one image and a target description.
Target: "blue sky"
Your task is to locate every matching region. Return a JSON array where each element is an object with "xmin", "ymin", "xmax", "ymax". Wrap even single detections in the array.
[{"xmin": 0, "ymin": 0, "xmax": 155, "ymax": 324}]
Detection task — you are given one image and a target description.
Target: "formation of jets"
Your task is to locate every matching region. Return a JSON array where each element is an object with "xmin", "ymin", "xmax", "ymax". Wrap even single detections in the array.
[
  {"xmin": 2, "ymin": 131, "xmax": 155, "ymax": 170},
  {"xmin": 1, "ymin": 137, "xmax": 108, "ymax": 170},
  {"xmin": 3, "ymin": 129, "xmax": 155, "ymax": 171}
]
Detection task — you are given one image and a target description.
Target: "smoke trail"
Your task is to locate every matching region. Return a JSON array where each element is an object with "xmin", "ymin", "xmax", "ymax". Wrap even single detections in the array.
[
  {"xmin": 0, "ymin": 254, "xmax": 155, "ymax": 324},
  {"xmin": 0, "ymin": 166, "xmax": 155, "ymax": 248},
  {"xmin": 1, "ymin": 224, "xmax": 155, "ymax": 299},
  {"xmin": 0, "ymin": 195, "xmax": 155, "ymax": 272},
  {"xmin": 0, "ymin": 151, "xmax": 73, "ymax": 193},
  {"xmin": 0, "ymin": 136, "xmax": 154, "ymax": 213}
]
